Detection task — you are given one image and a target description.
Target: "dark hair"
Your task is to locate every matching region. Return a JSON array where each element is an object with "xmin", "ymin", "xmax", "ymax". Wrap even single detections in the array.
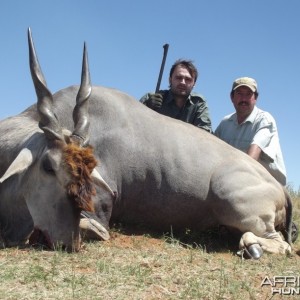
[{"xmin": 169, "ymin": 59, "xmax": 198, "ymax": 82}]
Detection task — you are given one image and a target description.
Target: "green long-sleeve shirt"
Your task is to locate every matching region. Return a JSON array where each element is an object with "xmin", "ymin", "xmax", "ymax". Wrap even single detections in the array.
[{"xmin": 140, "ymin": 90, "xmax": 212, "ymax": 133}]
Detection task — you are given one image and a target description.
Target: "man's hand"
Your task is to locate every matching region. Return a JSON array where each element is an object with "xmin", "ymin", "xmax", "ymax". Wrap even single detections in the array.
[{"xmin": 146, "ymin": 93, "xmax": 163, "ymax": 109}]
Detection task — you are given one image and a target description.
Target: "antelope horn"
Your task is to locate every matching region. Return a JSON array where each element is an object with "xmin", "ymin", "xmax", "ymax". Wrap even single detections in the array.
[
  {"xmin": 28, "ymin": 28, "xmax": 63, "ymax": 141},
  {"xmin": 71, "ymin": 42, "xmax": 92, "ymax": 146}
]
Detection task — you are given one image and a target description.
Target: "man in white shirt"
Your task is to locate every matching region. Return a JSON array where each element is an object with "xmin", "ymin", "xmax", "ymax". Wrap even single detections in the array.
[{"xmin": 215, "ymin": 77, "xmax": 286, "ymax": 185}]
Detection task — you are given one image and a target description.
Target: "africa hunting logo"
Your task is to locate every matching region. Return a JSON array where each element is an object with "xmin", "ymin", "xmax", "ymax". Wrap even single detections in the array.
[{"xmin": 261, "ymin": 276, "xmax": 300, "ymax": 295}]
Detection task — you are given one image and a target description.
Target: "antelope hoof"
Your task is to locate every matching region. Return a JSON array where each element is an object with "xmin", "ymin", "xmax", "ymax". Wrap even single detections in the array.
[{"xmin": 246, "ymin": 243, "xmax": 263, "ymax": 259}]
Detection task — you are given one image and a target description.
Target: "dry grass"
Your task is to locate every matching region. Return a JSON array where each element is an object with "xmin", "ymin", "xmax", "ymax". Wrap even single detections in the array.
[{"xmin": 0, "ymin": 196, "xmax": 299, "ymax": 300}]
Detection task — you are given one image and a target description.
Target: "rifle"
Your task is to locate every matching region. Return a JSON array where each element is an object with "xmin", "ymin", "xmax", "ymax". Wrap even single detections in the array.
[{"xmin": 155, "ymin": 44, "xmax": 169, "ymax": 93}]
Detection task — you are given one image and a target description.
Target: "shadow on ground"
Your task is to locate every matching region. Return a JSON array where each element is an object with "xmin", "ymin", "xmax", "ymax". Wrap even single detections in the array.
[{"xmin": 106, "ymin": 223, "xmax": 241, "ymax": 254}]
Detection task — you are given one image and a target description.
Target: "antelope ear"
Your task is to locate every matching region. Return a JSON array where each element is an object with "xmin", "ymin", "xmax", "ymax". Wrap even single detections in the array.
[
  {"xmin": 0, "ymin": 148, "xmax": 33, "ymax": 183},
  {"xmin": 91, "ymin": 169, "xmax": 115, "ymax": 197}
]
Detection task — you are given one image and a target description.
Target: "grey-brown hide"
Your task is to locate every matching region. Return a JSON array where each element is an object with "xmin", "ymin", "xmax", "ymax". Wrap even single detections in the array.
[
  {"xmin": 0, "ymin": 30, "xmax": 293, "ymax": 257},
  {"xmin": 83, "ymin": 85, "xmax": 293, "ymax": 257}
]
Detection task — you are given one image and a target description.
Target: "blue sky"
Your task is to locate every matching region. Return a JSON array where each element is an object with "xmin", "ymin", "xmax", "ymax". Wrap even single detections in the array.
[{"xmin": 1, "ymin": 1, "xmax": 299, "ymax": 189}]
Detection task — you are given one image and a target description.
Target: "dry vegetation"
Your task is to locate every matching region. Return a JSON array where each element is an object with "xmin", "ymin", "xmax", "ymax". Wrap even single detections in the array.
[{"xmin": 0, "ymin": 193, "xmax": 299, "ymax": 300}]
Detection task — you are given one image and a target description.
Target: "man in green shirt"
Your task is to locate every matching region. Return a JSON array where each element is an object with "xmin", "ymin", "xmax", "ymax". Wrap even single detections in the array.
[{"xmin": 140, "ymin": 59, "xmax": 212, "ymax": 133}]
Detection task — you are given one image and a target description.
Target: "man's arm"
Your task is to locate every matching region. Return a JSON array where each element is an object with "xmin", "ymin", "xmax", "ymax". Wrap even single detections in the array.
[
  {"xmin": 193, "ymin": 100, "xmax": 212, "ymax": 133},
  {"xmin": 247, "ymin": 144, "xmax": 262, "ymax": 161}
]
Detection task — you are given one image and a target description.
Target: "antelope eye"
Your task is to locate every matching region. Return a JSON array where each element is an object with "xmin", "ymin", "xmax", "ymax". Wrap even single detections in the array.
[{"xmin": 42, "ymin": 156, "xmax": 55, "ymax": 174}]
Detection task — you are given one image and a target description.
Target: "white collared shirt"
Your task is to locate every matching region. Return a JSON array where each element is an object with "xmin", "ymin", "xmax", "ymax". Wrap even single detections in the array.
[{"xmin": 215, "ymin": 106, "xmax": 287, "ymax": 185}]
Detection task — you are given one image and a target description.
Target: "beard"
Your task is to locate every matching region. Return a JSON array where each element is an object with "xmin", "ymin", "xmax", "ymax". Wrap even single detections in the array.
[{"xmin": 170, "ymin": 85, "xmax": 192, "ymax": 98}]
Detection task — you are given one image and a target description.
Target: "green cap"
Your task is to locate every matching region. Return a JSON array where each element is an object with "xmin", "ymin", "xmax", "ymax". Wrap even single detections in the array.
[{"xmin": 232, "ymin": 77, "xmax": 257, "ymax": 92}]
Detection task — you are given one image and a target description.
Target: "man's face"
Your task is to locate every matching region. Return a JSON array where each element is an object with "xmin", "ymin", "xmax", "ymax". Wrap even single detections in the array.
[
  {"xmin": 231, "ymin": 86, "xmax": 257, "ymax": 119},
  {"xmin": 169, "ymin": 65, "xmax": 195, "ymax": 97}
]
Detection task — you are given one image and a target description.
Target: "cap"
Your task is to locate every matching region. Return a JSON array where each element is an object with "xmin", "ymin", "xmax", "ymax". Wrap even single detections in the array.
[{"xmin": 232, "ymin": 77, "xmax": 258, "ymax": 93}]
